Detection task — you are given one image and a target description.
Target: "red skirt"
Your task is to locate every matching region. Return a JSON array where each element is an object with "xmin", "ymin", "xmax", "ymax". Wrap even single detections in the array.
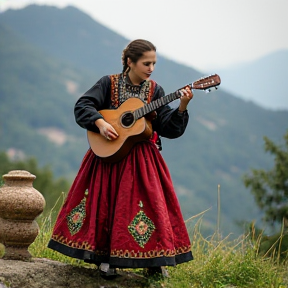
[{"xmin": 48, "ymin": 141, "xmax": 193, "ymax": 268}]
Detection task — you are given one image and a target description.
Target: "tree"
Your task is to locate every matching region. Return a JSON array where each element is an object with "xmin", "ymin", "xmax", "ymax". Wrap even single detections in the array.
[{"xmin": 243, "ymin": 130, "xmax": 288, "ymax": 225}]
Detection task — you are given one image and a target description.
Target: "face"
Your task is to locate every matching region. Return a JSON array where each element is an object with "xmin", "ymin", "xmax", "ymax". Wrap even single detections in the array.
[{"xmin": 128, "ymin": 50, "xmax": 157, "ymax": 85}]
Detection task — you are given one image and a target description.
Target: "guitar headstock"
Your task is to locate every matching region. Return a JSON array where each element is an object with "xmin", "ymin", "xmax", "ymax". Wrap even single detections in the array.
[{"xmin": 192, "ymin": 74, "xmax": 221, "ymax": 92}]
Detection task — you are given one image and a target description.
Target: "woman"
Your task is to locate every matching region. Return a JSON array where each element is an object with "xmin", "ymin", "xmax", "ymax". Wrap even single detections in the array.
[{"xmin": 48, "ymin": 39, "xmax": 193, "ymax": 278}]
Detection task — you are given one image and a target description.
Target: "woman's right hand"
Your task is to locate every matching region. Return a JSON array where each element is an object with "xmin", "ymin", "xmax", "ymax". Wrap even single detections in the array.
[{"xmin": 95, "ymin": 119, "xmax": 119, "ymax": 141}]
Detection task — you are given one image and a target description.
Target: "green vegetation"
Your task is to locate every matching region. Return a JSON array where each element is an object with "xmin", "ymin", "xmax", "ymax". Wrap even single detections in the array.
[
  {"xmin": 241, "ymin": 130, "xmax": 288, "ymax": 263},
  {"xmin": 243, "ymin": 130, "xmax": 288, "ymax": 225},
  {"xmin": 23, "ymin": 211, "xmax": 288, "ymax": 288},
  {"xmin": 1, "ymin": 138, "xmax": 288, "ymax": 286},
  {"xmin": 0, "ymin": 5, "xmax": 288, "ymax": 286},
  {"xmin": 168, "ymin": 230, "xmax": 287, "ymax": 287},
  {"xmin": 1, "ymin": 4, "xmax": 288, "ymax": 238}
]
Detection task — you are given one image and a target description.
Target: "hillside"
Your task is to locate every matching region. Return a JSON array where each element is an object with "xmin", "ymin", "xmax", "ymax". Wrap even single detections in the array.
[
  {"xmin": 0, "ymin": 23, "xmax": 91, "ymax": 178},
  {"xmin": 1, "ymin": 5, "xmax": 288, "ymax": 236},
  {"xmin": 0, "ymin": 4, "xmax": 203, "ymax": 91}
]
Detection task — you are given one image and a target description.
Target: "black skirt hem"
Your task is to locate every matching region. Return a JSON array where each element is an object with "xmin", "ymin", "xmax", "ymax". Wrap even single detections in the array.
[{"xmin": 47, "ymin": 239, "xmax": 193, "ymax": 268}]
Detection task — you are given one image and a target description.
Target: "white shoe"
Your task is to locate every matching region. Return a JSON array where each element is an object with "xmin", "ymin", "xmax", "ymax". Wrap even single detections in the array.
[{"xmin": 99, "ymin": 263, "xmax": 118, "ymax": 279}]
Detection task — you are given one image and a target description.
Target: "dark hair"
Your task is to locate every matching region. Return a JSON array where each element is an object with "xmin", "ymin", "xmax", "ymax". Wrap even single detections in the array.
[{"xmin": 122, "ymin": 39, "xmax": 156, "ymax": 73}]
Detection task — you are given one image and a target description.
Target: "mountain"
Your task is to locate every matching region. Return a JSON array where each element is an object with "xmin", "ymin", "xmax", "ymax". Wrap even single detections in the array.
[
  {"xmin": 0, "ymin": 4, "xmax": 203, "ymax": 92},
  {"xmin": 1, "ymin": 5, "xmax": 288, "ymax": 237},
  {"xmin": 216, "ymin": 50, "xmax": 288, "ymax": 110}
]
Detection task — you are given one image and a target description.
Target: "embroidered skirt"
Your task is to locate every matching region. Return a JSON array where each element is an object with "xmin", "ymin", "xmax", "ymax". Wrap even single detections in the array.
[{"xmin": 48, "ymin": 141, "xmax": 193, "ymax": 268}]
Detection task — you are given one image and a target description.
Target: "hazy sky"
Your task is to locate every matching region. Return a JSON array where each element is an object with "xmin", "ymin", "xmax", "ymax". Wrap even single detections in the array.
[{"xmin": 1, "ymin": 0, "xmax": 288, "ymax": 72}]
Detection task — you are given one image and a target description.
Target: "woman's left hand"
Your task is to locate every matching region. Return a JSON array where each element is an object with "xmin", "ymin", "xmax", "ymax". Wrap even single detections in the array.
[{"xmin": 178, "ymin": 87, "xmax": 193, "ymax": 112}]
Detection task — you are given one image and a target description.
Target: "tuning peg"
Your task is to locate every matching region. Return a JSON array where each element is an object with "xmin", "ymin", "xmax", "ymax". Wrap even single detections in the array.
[{"xmin": 205, "ymin": 87, "xmax": 218, "ymax": 93}]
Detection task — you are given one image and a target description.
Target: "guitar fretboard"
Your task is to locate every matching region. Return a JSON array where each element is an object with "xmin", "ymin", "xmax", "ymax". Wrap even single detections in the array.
[
  {"xmin": 134, "ymin": 90, "xmax": 183, "ymax": 120},
  {"xmin": 132, "ymin": 74, "xmax": 220, "ymax": 120}
]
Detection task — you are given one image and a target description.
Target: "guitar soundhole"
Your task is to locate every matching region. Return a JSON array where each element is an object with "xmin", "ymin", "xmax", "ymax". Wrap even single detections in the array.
[{"xmin": 121, "ymin": 112, "xmax": 135, "ymax": 128}]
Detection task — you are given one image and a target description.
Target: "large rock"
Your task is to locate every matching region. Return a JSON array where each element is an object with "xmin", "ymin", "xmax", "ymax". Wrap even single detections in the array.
[{"xmin": 0, "ymin": 258, "xmax": 148, "ymax": 288}]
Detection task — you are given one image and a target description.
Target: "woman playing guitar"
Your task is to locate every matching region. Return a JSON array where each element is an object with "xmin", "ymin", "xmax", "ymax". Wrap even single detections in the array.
[{"xmin": 48, "ymin": 39, "xmax": 194, "ymax": 279}]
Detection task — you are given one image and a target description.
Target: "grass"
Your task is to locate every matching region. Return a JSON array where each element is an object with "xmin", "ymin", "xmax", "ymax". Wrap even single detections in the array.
[
  {"xmin": 29, "ymin": 193, "xmax": 87, "ymax": 266},
  {"xmin": 164, "ymin": 225, "xmax": 287, "ymax": 288},
  {"xmin": 1, "ymin": 196, "xmax": 288, "ymax": 287},
  {"xmin": 28, "ymin": 212, "xmax": 288, "ymax": 287}
]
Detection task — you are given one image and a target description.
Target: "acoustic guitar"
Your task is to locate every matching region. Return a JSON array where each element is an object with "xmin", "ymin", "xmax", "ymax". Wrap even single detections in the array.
[{"xmin": 87, "ymin": 74, "xmax": 221, "ymax": 163}]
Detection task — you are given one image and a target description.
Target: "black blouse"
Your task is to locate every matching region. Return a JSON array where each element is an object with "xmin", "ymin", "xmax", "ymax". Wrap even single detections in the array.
[{"xmin": 74, "ymin": 75, "xmax": 189, "ymax": 139}]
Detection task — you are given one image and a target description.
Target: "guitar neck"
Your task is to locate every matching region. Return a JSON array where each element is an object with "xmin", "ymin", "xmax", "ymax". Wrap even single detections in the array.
[
  {"xmin": 133, "ymin": 74, "xmax": 221, "ymax": 120},
  {"xmin": 134, "ymin": 84, "xmax": 192, "ymax": 120}
]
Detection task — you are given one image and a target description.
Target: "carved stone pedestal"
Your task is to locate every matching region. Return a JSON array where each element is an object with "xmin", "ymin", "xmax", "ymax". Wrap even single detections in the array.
[{"xmin": 0, "ymin": 170, "xmax": 46, "ymax": 260}]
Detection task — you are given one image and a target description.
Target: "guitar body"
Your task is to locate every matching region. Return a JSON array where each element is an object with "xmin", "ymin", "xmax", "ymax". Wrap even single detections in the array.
[{"xmin": 87, "ymin": 97, "xmax": 153, "ymax": 163}]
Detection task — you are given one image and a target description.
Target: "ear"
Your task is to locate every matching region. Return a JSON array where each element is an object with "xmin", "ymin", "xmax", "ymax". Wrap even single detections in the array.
[{"xmin": 127, "ymin": 57, "xmax": 132, "ymax": 67}]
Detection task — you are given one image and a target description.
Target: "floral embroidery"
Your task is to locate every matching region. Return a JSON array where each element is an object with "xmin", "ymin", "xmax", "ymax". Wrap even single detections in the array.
[
  {"xmin": 51, "ymin": 234, "xmax": 191, "ymax": 259},
  {"xmin": 128, "ymin": 201, "xmax": 155, "ymax": 248},
  {"xmin": 110, "ymin": 245, "xmax": 191, "ymax": 259},
  {"xmin": 135, "ymin": 221, "xmax": 148, "ymax": 235},
  {"xmin": 67, "ymin": 189, "xmax": 88, "ymax": 236},
  {"xmin": 110, "ymin": 73, "xmax": 156, "ymax": 108}
]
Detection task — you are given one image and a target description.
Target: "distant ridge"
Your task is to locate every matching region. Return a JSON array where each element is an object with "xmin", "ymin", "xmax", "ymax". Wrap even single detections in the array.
[
  {"xmin": 217, "ymin": 49, "xmax": 288, "ymax": 110},
  {"xmin": 0, "ymin": 4, "xmax": 129, "ymax": 75}
]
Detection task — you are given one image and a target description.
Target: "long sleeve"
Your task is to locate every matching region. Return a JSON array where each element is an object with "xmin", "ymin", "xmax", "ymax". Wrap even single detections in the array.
[
  {"xmin": 74, "ymin": 76, "xmax": 111, "ymax": 132},
  {"xmin": 152, "ymin": 85, "xmax": 189, "ymax": 139}
]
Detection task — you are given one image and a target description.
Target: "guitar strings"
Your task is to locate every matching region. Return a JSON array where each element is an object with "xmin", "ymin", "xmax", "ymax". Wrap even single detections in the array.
[{"xmin": 134, "ymin": 90, "xmax": 182, "ymax": 120}]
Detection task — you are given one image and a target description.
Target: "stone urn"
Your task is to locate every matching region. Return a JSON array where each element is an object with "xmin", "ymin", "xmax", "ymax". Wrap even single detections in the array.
[{"xmin": 0, "ymin": 170, "xmax": 46, "ymax": 260}]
